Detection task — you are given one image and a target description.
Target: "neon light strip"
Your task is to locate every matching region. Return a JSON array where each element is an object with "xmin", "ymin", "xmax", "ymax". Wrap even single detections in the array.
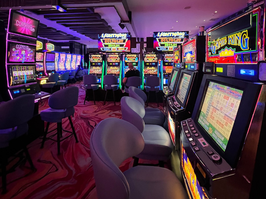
[
  {"xmin": 160, "ymin": 60, "xmax": 163, "ymax": 90},
  {"xmin": 7, "ymin": 39, "xmax": 36, "ymax": 46},
  {"xmin": 119, "ymin": 60, "xmax": 122, "ymax": 89},
  {"xmin": 142, "ymin": 61, "xmax": 144, "ymax": 89},
  {"xmin": 5, "ymin": 9, "xmax": 12, "ymax": 89},
  {"xmin": 44, "ymin": 51, "xmax": 47, "ymax": 76},
  {"xmin": 101, "ymin": 60, "xmax": 104, "ymax": 88}
]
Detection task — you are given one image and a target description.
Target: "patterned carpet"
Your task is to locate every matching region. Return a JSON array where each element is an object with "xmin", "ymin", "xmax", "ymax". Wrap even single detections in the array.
[{"xmin": 1, "ymin": 83, "xmax": 164, "ymax": 199}]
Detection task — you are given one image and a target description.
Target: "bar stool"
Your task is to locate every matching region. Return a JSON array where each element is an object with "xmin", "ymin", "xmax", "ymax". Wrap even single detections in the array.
[{"xmin": 103, "ymin": 75, "xmax": 119, "ymax": 105}]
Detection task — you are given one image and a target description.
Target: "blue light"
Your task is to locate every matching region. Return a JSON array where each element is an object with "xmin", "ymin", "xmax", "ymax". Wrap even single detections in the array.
[
  {"xmin": 190, "ymin": 65, "xmax": 195, "ymax": 69},
  {"xmin": 240, "ymin": 69, "xmax": 255, "ymax": 76},
  {"xmin": 14, "ymin": 90, "xmax": 20, "ymax": 94}
]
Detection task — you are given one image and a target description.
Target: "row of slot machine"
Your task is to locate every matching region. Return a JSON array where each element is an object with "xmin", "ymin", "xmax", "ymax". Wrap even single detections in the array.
[
  {"xmin": 87, "ymin": 52, "xmax": 179, "ymax": 89},
  {"xmin": 165, "ymin": 6, "xmax": 266, "ymax": 199}
]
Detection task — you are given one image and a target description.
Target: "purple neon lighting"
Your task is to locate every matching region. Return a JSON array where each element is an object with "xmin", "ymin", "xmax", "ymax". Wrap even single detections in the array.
[{"xmin": 6, "ymin": 9, "xmax": 12, "ymax": 90}]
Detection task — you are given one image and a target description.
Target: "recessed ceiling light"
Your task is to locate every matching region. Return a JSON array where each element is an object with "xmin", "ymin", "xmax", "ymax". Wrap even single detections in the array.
[
  {"xmin": 203, "ymin": 20, "xmax": 205, "ymax": 21},
  {"xmin": 196, "ymin": 26, "xmax": 197, "ymax": 27},
  {"xmin": 215, "ymin": 11, "xmax": 218, "ymax": 13},
  {"xmin": 176, "ymin": 21, "xmax": 178, "ymax": 22},
  {"xmin": 172, "ymin": 27, "xmax": 174, "ymax": 28}
]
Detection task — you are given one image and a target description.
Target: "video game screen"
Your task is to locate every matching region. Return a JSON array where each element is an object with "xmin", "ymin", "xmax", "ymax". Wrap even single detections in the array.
[
  {"xmin": 169, "ymin": 69, "xmax": 178, "ymax": 91},
  {"xmin": 55, "ymin": 53, "xmax": 59, "ymax": 71},
  {"xmin": 107, "ymin": 54, "xmax": 120, "ymax": 72},
  {"xmin": 183, "ymin": 39, "xmax": 196, "ymax": 63},
  {"xmin": 198, "ymin": 82, "xmax": 243, "ymax": 151},
  {"xmin": 65, "ymin": 54, "xmax": 72, "ymax": 70},
  {"xmin": 58, "ymin": 53, "xmax": 66, "ymax": 71},
  {"xmin": 46, "ymin": 53, "xmax": 55, "ymax": 62},
  {"xmin": 98, "ymin": 33, "xmax": 131, "ymax": 52},
  {"xmin": 124, "ymin": 54, "xmax": 138, "ymax": 73},
  {"xmin": 9, "ymin": 11, "xmax": 39, "ymax": 38},
  {"xmin": 90, "ymin": 55, "xmax": 102, "ymax": 63},
  {"xmin": 36, "ymin": 62, "xmax": 44, "ymax": 71},
  {"xmin": 36, "ymin": 52, "xmax": 44, "ymax": 62},
  {"xmin": 90, "ymin": 66, "xmax": 103, "ymax": 74},
  {"xmin": 46, "ymin": 63, "xmax": 55, "ymax": 71},
  {"xmin": 9, "ymin": 65, "xmax": 36, "ymax": 86},
  {"xmin": 76, "ymin": 55, "xmax": 81, "ymax": 68},
  {"xmin": 163, "ymin": 54, "xmax": 174, "ymax": 74},
  {"xmin": 71, "ymin": 55, "xmax": 77, "ymax": 70},
  {"xmin": 8, "ymin": 43, "xmax": 35, "ymax": 63},
  {"xmin": 173, "ymin": 47, "xmax": 181, "ymax": 64},
  {"xmin": 176, "ymin": 73, "xmax": 192, "ymax": 105}
]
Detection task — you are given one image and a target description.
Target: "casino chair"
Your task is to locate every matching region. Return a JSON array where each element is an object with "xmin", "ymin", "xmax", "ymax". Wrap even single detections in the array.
[
  {"xmin": 125, "ymin": 76, "xmax": 141, "ymax": 93},
  {"xmin": 83, "ymin": 74, "xmax": 100, "ymax": 105},
  {"xmin": 145, "ymin": 76, "xmax": 160, "ymax": 106},
  {"xmin": 0, "ymin": 95, "xmax": 36, "ymax": 194},
  {"xmin": 90, "ymin": 118, "xmax": 188, "ymax": 199},
  {"xmin": 40, "ymin": 87, "xmax": 79, "ymax": 155},
  {"xmin": 69, "ymin": 71, "xmax": 76, "ymax": 83},
  {"xmin": 129, "ymin": 86, "xmax": 165, "ymax": 127},
  {"xmin": 42, "ymin": 73, "xmax": 59, "ymax": 93},
  {"xmin": 103, "ymin": 75, "xmax": 119, "ymax": 105},
  {"xmin": 57, "ymin": 72, "xmax": 69, "ymax": 89},
  {"xmin": 121, "ymin": 96, "xmax": 173, "ymax": 166}
]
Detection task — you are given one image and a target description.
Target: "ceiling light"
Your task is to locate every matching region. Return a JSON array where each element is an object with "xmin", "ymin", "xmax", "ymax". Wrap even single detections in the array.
[
  {"xmin": 215, "ymin": 11, "xmax": 218, "ymax": 13},
  {"xmin": 203, "ymin": 20, "xmax": 205, "ymax": 21},
  {"xmin": 52, "ymin": 5, "xmax": 66, "ymax": 12},
  {"xmin": 196, "ymin": 26, "xmax": 197, "ymax": 27},
  {"xmin": 176, "ymin": 21, "xmax": 178, "ymax": 22}
]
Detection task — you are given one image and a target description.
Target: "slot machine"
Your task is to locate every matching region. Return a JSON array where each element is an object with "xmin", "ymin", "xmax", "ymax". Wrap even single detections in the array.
[
  {"xmin": 142, "ymin": 53, "xmax": 159, "ymax": 89},
  {"xmin": 65, "ymin": 53, "xmax": 72, "ymax": 71},
  {"xmin": 45, "ymin": 52, "xmax": 56, "ymax": 75},
  {"xmin": 161, "ymin": 53, "xmax": 174, "ymax": 86},
  {"xmin": 71, "ymin": 54, "xmax": 77, "ymax": 71},
  {"xmin": 179, "ymin": 7, "xmax": 266, "ymax": 199},
  {"xmin": 106, "ymin": 53, "xmax": 122, "ymax": 88},
  {"xmin": 57, "ymin": 53, "xmax": 67, "ymax": 73},
  {"xmin": 36, "ymin": 40, "xmax": 45, "ymax": 77},
  {"xmin": 124, "ymin": 54, "xmax": 140, "ymax": 75},
  {"xmin": 89, "ymin": 54, "xmax": 104, "ymax": 87},
  {"xmin": 76, "ymin": 55, "xmax": 82, "ymax": 68},
  {"xmin": 4, "ymin": 10, "xmax": 49, "ymax": 101}
]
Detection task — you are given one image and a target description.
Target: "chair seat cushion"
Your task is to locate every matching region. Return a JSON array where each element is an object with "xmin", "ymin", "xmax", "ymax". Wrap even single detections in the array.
[
  {"xmin": 136, "ymin": 124, "xmax": 172, "ymax": 161},
  {"xmin": 145, "ymin": 86, "xmax": 160, "ymax": 92},
  {"xmin": 86, "ymin": 84, "xmax": 99, "ymax": 90},
  {"xmin": 124, "ymin": 166, "xmax": 188, "ymax": 199},
  {"xmin": 57, "ymin": 80, "xmax": 67, "ymax": 86},
  {"xmin": 42, "ymin": 82, "xmax": 56, "ymax": 88},
  {"xmin": 105, "ymin": 84, "xmax": 119, "ymax": 91},
  {"xmin": 40, "ymin": 107, "xmax": 75, "ymax": 123},
  {"xmin": 143, "ymin": 108, "xmax": 165, "ymax": 126}
]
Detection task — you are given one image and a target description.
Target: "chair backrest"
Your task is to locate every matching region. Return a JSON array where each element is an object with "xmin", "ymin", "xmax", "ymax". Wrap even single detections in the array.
[
  {"xmin": 121, "ymin": 96, "xmax": 145, "ymax": 132},
  {"xmin": 146, "ymin": 76, "xmax": 160, "ymax": 88},
  {"xmin": 104, "ymin": 75, "xmax": 117, "ymax": 89},
  {"xmin": 48, "ymin": 86, "xmax": 79, "ymax": 109},
  {"xmin": 125, "ymin": 76, "xmax": 141, "ymax": 88},
  {"xmin": 128, "ymin": 87, "xmax": 147, "ymax": 106},
  {"xmin": 77, "ymin": 69, "xmax": 84, "ymax": 77},
  {"xmin": 48, "ymin": 73, "xmax": 59, "ymax": 82},
  {"xmin": 60, "ymin": 72, "xmax": 69, "ymax": 81},
  {"xmin": 83, "ymin": 74, "xmax": 98, "ymax": 89},
  {"xmin": 0, "ymin": 94, "xmax": 35, "ymax": 129},
  {"xmin": 90, "ymin": 118, "xmax": 145, "ymax": 199}
]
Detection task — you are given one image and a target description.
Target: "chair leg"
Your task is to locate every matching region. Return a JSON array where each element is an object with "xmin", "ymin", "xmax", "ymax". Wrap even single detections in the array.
[
  {"xmin": 104, "ymin": 90, "xmax": 108, "ymax": 105},
  {"xmin": 92, "ymin": 90, "xmax": 96, "ymax": 105},
  {"xmin": 84, "ymin": 89, "xmax": 87, "ymax": 105},
  {"xmin": 1, "ymin": 153, "xmax": 7, "ymax": 194},
  {"xmin": 68, "ymin": 116, "xmax": 79, "ymax": 143},
  {"xmin": 112, "ymin": 90, "xmax": 116, "ymax": 105},
  {"xmin": 57, "ymin": 122, "xmax": 62, "ymax": 155},
  {"xmin": 159, "ymin": 160, "xmax": 164, "ymax": 167},
  {"xmin": 41, "ymin": 122, "xmax": 50, "ymax": 149},
  {"xmin": 133, "ymin": 157, "xmax": 139, "ymax": 167},
  {"xmin": 24, "ymin": 146, "xmax": 36, "ymax": 170}
]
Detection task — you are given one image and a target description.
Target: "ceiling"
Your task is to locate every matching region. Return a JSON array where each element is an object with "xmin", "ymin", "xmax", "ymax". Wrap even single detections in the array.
[{"xmin": 0, "ymin": 0, "xmax": 256, "ymax": 47}]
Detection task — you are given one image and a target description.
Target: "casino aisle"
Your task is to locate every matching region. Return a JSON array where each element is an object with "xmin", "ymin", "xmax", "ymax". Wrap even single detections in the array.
[{"xmin": 0, "ymin": 82, "xmax": 165, "ymax": 199}]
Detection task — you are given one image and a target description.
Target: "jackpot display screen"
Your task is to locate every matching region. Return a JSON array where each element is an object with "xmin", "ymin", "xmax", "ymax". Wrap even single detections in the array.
[
  {"xmin": 46, "ymin": 53, "xmax": 55, "ymax": 62},
  {"xmin": 173, "ymin": 47, "xmax": 181, "ymax": 63},
  {"xmin": 90, "ymin": 55, "xmax": 102, "ymax": 64},
  {"xmin": 98, "ymin": 33, "xmax": 131, "ymax": 52},
  {"xmin": 153, "ymin": 31, "xmax": 189, "ymax": 52},
  {"xmin": 71, "ymin": 55, "xmax": 77, "ymax": 70},
  {"xmin": 36, "ymin": 62, "xmax": 44, "ymax": 71},
  {"xmin": 36, "ymin": 52, "xmax": 44, "ymax": 62},
  {"xmin": 9, "ymin": 11, "xmax": 39, "ymax": 38},
  {"xmin": 125, "ymin": 54, "xmax": 138, "ymax": 73},
  {"xmin": 169, "ymin": 69, "xmax": 178, "ymax": 91},
  {"xmin": 55, "ymin": 53, "xmax": 59, "ymax": 71},
  {"xmin": 163, "ymin": 54, "xmax": 174, "ymax": 74},
  {"xmin": 176, "ymin": 73, "xmax": 191, "ymax": 104},
  {"xmin": 144, "ymin": 54, "xmax": 158, "ymax": 75},
  {"xmin": 65, "ymin": 54, "xmax": 72, "ymax": 70},
  {"xmin": 76, "ymin": 55, "xmax": 81, "ymax": 68},
  {"xmin": 9, "ymin": 65, "xmax": 36, "ymax": 86},
  {"xmin": 183, "ymin": 39, "xmax": 196, "ymax": 63},
  {"xmin": 8, "ymin": 43, "xmax": 35, "ymax": 63},
  {"xmin": 46, "ymin": 63, "xmax": 55, "ymax": 71},
  {"xmin": 58, "ymin": 53, "xmax": 66, "ymax": 71},
  {"xmin": 182, "ymin": 147, "xmax": 207, "ymax": 199},
  {"xmin": 198, "ymin": 82, "xmax": 243, "ymax": 151},
  {"xmin": 207, "ymin": 9, "xmax": 259, "ymax": 63}
]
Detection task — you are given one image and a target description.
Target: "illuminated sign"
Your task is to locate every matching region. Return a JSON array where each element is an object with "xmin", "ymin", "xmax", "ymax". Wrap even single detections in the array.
[
  {"xmin": 207, "ymin": 11, "xmax": 259, "ymax": 64},
  {"xmin": 144, "ymin": 54, "xmax": 158, "ymax": 62},
  {"xmin": 36, "ymin": 40, "xmax": 43, "ymax": 50},
  {"xmin": 183, "ymin": 39, "xmax": 196, "ymax": 63},
  {"xmin": 173, "ymin": 47, "xmax": 181, "ymax": 63},
  {"xmin": 9, "ymin": 11, "xmax": 39, "ymax": 38},
  {"xmin": 46, "ymin": 43, "xmax": 55, "ymax": 52},
  {"xmin": 125, "ymin": 54, "xmax": 138, "ymax": 62},
  {"xmin": 107, "ymin": 54, "xmax": 120, "ymax": 62},
  {"xmin": 154, "ymin": 31, "xmax": 189, "ymax": 52},
  {"xmin": 90, "ymin": 55, "xmax": 102, "ymax": 63},
  {"xmin": 98, "ymin": 33, "xmax": 131, "ymax": 52}
]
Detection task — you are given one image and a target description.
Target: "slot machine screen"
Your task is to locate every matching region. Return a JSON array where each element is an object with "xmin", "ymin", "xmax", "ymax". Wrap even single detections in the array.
[
  {"xmin": 169, "ymin": 69, "xmax": 178, "ymax": 91},
  {"xmin": 58, "ymin": 53, "xmax": 66, "ymax": 71},
  {"xmin": 71, "ymin": 55, "xmax": 77, "ymax": 70},
  {"xmin": 65, "ymin": 54, "xmax": 72, "ymax": 70},
  {"xmin": 8, "ymin": 43, "xmax": 35, "ymax": 63},
  {"xmin": 197, "ymin": 82, "xmax": 243, "ymax": 151},
  {"xmin": 46, "ymin": 53, "xmax": 55, "ymax": 62},
  {"xmin": 163, "ymin": 54, "xmax": 174, "ymax": 74},
  {"xmin": 46, "ymin": 63, "xmax": 55, "ymax": 71},
  {"xmin": 9, "ymin": 65, "xmax": 36, "ymax": 86},
  {"xmin": 144, "ymin": 54, "xmax": 158, "ymax": 75},
  {"xmin": 125, "ymin": 54, "xmax": 138, "ymax": 73},
  {"xmin": 183, "ymin": 39, "xmax": 196, "ymax": 63},
  {"xmin": 90, "ymin": 55, "xmax": 102, "ymax": 64},
  {"xmin": 176, "ymin": 72, "xmax": 192, "ymax": 105},
  {"xmin": 36, "ymin": 62, "xmax": 44, "ymax": 71},
  {"xmin": 107, "ymin": 54, "xmax": 120, "ymax": 74},
  {"xmin": 55, "ymin": 53, "xmax": 59, "ymax": 71},
  {"xmin": 36, "ymin": 52, "xmax": 44, "ymax": 62}
]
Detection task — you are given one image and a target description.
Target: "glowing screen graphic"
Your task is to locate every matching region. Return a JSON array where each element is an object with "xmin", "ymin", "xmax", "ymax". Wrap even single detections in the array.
[
  {"xmin": 183, "ymin": 39, "xmax": 196, "ymax": 63},
  {"xmin": 124, "ymin": 54, "xmax": 138, "ymax": 73},
  {"xmin": 55, "ymin": 53, "xmax": 59, "ymax": 71},
  {"xmin": 169, "ymin": 70, "xmax": 178, "ymax": 91},
  {"xmin": 163, "ymin": 54, "xmax": 174, "ymax": 74},
  {"xmin": 144, "ymin": 54, "xmax": 158, "ymax": 75},
  {"xmin": 46, "ymin": 63, "xmax": 55, "ymax": 71},
  {"xmin": 10, "ymin": 66, "xmax": 35, "ymax": 86},
  {"xmin": 36, "ymin": 62, "xmax": 44, "ymax": 71},
  {"xmin": 36, "ymin": 52, "xmax": 44, "ymax": 62},
  {"xmin": 168, "ymin": 112, "xmax": 176, "ymax": 144},
  {"xmin": 107, "ymin": 54, "xmax": 120, "ymax": 74},
  {"xmin": 9, "ymin": 11, "xmax": 39, "ymax": 38},
  {"xmin": 46, "ymin": 53, "xmax": 55, "ymax": 62},
  {"xmin": 58, "ymin": 53, "xmax": 66, "ymax": 71},
  {"xmin": 98, "ymin": 33, "xmax": 131, "ymax": 52},
  {"xmin": 65, "ymin": 54, "xmax": 71, "ymax": 70},
  {"xmin": 71, "ymin": 55, "xmax": 77, "ymax": 70},
  {"xmin": 8, "ymin": 43, "xmax": 35, "ymax": 63},
  {"xmin": 198, "ymin": 82, "xmax": 243, "ymax": 151},
  {"xmin": 176, "ymin": 73, "xmax": 191, "ymax": 104}
]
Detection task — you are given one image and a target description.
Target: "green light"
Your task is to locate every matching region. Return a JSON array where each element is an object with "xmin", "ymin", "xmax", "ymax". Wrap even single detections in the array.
[
  {"xmin": 101, "ymin": 60, "xmax": 105, "ymax": 88},
  {"xmin": 216, "ymin": 67, "xmax": 223, "ymax": 73},
  {"xmin": 119, "ymin": 60, "xmax": 122, "ymax": 89},
  {"xmin": 142, "ymin": 61, "xmax": 144, "ymax": 90}
]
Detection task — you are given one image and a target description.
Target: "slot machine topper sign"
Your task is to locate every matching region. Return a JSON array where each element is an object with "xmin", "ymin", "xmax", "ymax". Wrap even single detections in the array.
[
  {"xmin": 153, "ymin": 31, "xmax": 189, "ymax": 52},
  {"xmin": 98, "ymin": 33, "xmax": 131, "ymax": 52}
]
